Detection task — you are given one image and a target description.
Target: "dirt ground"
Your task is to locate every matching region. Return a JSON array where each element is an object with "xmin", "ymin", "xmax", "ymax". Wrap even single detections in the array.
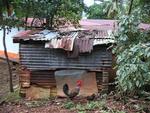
[
  {"xmin": 0, "ymin": 96, "xmax": 150, "ymax": 113},
  {"xmin": 0, "ymin": 60, "xmax": 19, "ymax": 101}
]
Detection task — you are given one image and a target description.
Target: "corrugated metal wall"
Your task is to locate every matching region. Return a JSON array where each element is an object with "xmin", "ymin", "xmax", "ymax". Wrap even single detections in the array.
[
  {"xmin": 20, "ymin": 43, "xmax": 112, "ymax": 70},
  {"xmin": 31, "ymin": 70, "xmax": 56, "ymax": 87}
]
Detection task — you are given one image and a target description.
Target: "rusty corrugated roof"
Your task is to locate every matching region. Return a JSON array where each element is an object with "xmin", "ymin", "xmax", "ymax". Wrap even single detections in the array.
[
  {"xmin": 13, "ymin": 30, "xmax": 40, "ymax": 42},
  {"xmin": 13, "ymin": 29, "xmax": 115, "ymax": 44}
]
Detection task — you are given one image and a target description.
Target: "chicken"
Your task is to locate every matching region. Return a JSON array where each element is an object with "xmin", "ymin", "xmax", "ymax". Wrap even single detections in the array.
[
  {"xmin": 86, "ymin": 93, "xmax": 100, "ymax": 101},
  {"xmin": 63, "ymin": 80, "xmax": 82, "ymax": 99},
  {"xmin": 86, "ymin": 94, "xmax": 96, "ymax": 101}
]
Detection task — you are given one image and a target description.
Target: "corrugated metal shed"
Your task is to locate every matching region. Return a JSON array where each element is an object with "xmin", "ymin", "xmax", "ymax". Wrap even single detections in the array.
[
  {"xmin": 14, "ymin": 19, "xmax": 118, "ymax": 97},
  {"xmin": 20, "ymin": 44, "xmax": 112, "ymax": 71}
]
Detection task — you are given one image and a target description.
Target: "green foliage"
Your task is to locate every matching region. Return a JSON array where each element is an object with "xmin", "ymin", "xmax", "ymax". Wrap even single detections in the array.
[
  {"xmin": 107, "ymin": 0, "xmax": 118, "ymax": 19},
  {"xmin": 13, "ymin": 0, "xmax": 85, "ymax": 29},
  {"xmin": 63, "ymin": 100, "xmax": 125, "ymax": 113},
  {"xmin": 86, "ymin": 101, "xmax": 99, "ymax": 110},
  {"xmin": 0, "ymin": 0, "xmax": 85, "ymax": 29},
  {"xmin": 63, "ymin": 101, "xmax": 75, "ymax": 109},
  {"xmin": 63, "ymin": 100, "xmax": 107, "ymax": 111},
  {"xmin": 86, "ymin": 0, "xmax": 150, "ymax": 21},
  {"xmin": 78, "ymin": 111, "xmax": 86, "ymax": 113},
  {"xmin": 25, "ymin": 99, "xmax": 50, "ymax": 108},
  {"xmin": 0, "ymin": 0, "xmax": 23, "ymax": 30},
  {"xmin": 126, "ymin": 0, "xmax": 150, "ymax": 23},
  {"xmin": 86, "ymin": 3, "xmax": 108, "ymax": 19},
  {"xmin": 139, "ymin": 1, "xmax": 150, "ymax": 23},
  {"xmin": 113, "ymin": 1, "xmax": 150, "ymax": 95},
  {"xmin": 86, "ymin": 0, "xmax": 125, "ymax": 19},
  {"xmin": 76, "ymin": 104, "xmax": 86, "ymax": 111}
]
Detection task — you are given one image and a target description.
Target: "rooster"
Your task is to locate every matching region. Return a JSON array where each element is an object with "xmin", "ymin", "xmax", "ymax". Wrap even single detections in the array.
[{"xmin": 63, "ymin": 80, "xmax": 82, "ymax": 99}]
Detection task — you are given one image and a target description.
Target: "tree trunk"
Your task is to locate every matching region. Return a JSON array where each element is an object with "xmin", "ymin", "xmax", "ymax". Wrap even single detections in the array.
[
  {"xmin": 50, "ymin": 16, "xmax": 54, "ymax": 29},
  {"xmin": 46, "ymin": 17, "xmax": 50, "ymax": 29},
  {"xmin": 0, "ymin": 7, "xmax": 3, "ymax": 21},
  {"xmin": 4, "ymin": 0, "xmax": 13, "ymax": 16},
  {"xmin": 25, "ymin": 16, "xmax": 28, "ymax": 30},
  {"xmin": 128, "ymin": 0, "xmax": 134, "ymax": 15},
  {"xmin": 2, "ymin": 27, "xmax": 14, "ymax": 92}
]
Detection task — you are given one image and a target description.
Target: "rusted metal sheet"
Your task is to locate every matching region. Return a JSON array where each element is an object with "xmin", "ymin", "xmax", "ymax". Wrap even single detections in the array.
[
  {"xmin": 30, "ymin": 70, "xmax": 56, "ymax": 87},
  {"xmin": 19, "ymin": 43, "xmax": 112, "ymax": 70},
  {"xmin": 13, "ymin": 29, "xmax": 115, "ymax": 45}
]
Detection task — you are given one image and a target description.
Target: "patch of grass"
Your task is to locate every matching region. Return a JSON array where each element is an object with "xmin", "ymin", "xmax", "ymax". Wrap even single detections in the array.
[
  {"xmin": 78, "ymin": 111, "xmax": 86, "ymax": 113},
  {"xmin": 62, "ymin": 100, "xmax": 107, "ymax": 111},
  {"xmin": 76, "ymin": 103, "xmax": 85, "ymax": 111},
  {"xmin": 75, "ymin": 101, "xmax": 108, "ymax": 112},
  {"xmin": 4, "ymin": 89, "xmax": 21, "ymax": 103},
  {"xmin": 63, "ymin": 101, "xmax": 75, "ymax": 109},
  {"xmin": 86, "ymin": 101, "xmax": 99, "ymax": 110},
  {"xmin": 63, "ymin": 100, "xmax": 126, "ymax": 113},
  {"xmin": 100, "ymin": 109, "xmax": 126, "ymax": 113},
  {"xmin": 25, "ymin": 99, "xmax": 50, "ymax": 108}
]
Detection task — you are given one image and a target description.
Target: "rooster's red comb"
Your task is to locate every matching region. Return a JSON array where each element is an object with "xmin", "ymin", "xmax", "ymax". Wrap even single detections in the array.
[{"xmin": 76, "ymin": 80, "xmax": 82, "ymax": 85}]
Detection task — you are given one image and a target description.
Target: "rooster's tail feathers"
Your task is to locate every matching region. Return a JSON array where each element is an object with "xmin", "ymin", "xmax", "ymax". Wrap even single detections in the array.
[{"xmin": 63, "ymin": 83, "xmax": 69, "ymax": 96}]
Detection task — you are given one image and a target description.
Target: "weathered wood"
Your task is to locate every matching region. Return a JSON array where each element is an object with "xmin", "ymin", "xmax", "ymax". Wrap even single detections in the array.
[
  {"xmin": 30, "ymin": 70, "xmax": 56, "ymax": 87},
  {"xmin": 26, "ymin": 86, "xmax": 50, "ymax": 100},
  {"xmin": 19, "ymin": 67, "xmax": 31, "ymax": 88},
  {"xmin": 101, "ymin": 71, "xmax": 109, "ymax": 94}
]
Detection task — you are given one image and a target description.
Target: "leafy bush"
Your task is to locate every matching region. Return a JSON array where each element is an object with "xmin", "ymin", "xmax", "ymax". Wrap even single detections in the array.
[{"xmin": 113, "ymin": 8, "xmax": 150, "ymax": 95}]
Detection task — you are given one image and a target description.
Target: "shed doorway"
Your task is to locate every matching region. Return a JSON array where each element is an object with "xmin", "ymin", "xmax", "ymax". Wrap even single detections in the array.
[{"xmin": 55, "ymin": 70, "xmax": 98, "ymax": 97}]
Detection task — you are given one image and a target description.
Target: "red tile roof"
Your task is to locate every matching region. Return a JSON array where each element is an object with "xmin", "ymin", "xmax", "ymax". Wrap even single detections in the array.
[
  {"xmin": 80, "ymin": 19, "xmax": 117, "ymax": 30},
  {"xmin": 23, "ymin": 18, "xmax": 150, "ymax": 30},
  {"xmin": 80, "ymin": 19, "xmax": 150, "ymax": 30},
  {"xmin": 0, "ymin": 50, "xmax": 19, "ymax": 62}
]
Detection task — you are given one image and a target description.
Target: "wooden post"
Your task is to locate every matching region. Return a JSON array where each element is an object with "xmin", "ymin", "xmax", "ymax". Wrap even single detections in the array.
[
  {"xmin": 20, "ymin": 66, "xmax": 31, "ymax": 88},
  {"xmin": 101, "ymin": 71, "xmax": 109, "ymax": 94},
  {"xmin": 19, "ymin": 66, "xmax": 30, "ymax": 97}
]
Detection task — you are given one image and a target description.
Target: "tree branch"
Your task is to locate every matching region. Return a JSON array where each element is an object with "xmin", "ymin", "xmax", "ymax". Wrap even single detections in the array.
[{"xmin": 128, "ymin": 0, "xmax": 134, "ymax": 15}]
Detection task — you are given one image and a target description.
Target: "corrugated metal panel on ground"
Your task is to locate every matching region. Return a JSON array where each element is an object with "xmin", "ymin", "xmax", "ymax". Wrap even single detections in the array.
[{"xmin": 20, "ymin": 44, "xmax": 112, "ymax": 70}]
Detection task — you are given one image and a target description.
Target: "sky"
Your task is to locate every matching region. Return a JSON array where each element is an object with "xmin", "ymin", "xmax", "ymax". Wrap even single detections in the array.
[
  {"xmin": 0, "ymin": 28, "xmax": 24, "ymax": 53},
  {"xmin": 84, "ymin": 0, "xmax": 94, "ymax": 7}
]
